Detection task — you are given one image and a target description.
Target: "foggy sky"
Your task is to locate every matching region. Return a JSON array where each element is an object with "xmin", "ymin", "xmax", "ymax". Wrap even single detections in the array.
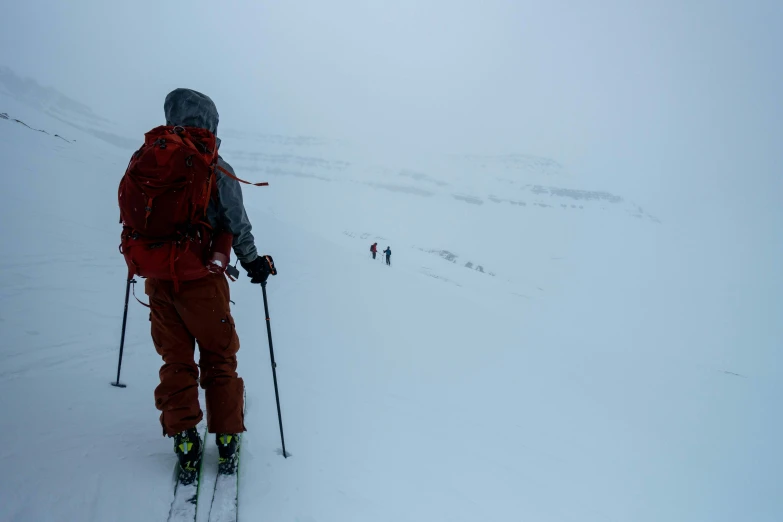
[{"xmin": 2, "ymin": 0, "xmax": 782, "ymax": 237}]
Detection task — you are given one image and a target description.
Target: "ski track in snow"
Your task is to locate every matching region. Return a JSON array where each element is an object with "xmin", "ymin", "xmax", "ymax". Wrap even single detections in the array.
[{"xmin": 0, "ymin": 90, "xmax": 782, "ymax": 522}]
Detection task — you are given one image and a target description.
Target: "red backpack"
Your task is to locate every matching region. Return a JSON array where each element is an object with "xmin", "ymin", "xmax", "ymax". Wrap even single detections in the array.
[{"xmin": 118, "ymin": 125, "xmax": 224, "ymax": 288}]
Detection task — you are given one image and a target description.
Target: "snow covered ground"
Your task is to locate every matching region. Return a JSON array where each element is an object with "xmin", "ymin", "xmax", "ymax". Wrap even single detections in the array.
[{"xmin": 0, "ymin": 84, "xmax": 781, "ymax": 522}]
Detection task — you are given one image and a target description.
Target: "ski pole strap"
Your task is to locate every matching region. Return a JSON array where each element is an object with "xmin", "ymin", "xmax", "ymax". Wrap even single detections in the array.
[
  {"xmin": 131, "ymin": 279, "xmax": 162, "ymax": 309},
  {"xmin": 216, "ymin": 165, "xmax": 269, "ymax": 187},
  {"xmin": 131, "ymin": 281, "xmax": 150, "ymax": 308}
]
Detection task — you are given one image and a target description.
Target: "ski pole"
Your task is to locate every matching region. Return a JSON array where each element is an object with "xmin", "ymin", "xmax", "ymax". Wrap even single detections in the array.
[
  {"xmin": 111, "ymin": 278, "xmax": 135, "ymax": 388},
  {"xmin": 261, "ymin": 281, "xmax": 288, "ymax": 458}
]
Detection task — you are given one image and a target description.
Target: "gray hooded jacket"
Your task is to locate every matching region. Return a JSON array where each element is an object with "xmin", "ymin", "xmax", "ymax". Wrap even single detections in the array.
[{"xmin": 164, "ymin": 88, "xmax": 258, "ymax": 264}]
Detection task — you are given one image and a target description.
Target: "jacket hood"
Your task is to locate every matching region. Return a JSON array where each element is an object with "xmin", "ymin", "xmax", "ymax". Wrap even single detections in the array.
[{"xmin": 164, "ymin": 88, "xmax": 219, "ymax": 135}]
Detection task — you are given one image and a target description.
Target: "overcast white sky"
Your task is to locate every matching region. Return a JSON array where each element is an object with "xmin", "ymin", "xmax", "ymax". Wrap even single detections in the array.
[{"xmin": 1, "ymin": 0, "xmax": 782, "ymax": 230}]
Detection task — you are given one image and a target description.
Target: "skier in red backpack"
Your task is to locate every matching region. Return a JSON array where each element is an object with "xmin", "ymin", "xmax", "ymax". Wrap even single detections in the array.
[
  {"xmin": 370, "ymin": 242, "xmax": 378, "ymax": 259},
  {"xmin": 119, "ymin": 88, "xmax": 275, "ymax": 482}
]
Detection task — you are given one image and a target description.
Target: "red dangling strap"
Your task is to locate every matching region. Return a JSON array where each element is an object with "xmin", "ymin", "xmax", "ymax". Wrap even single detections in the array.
[{"xmin": 216, "ymin": 165, "xmax": 269, "ymax": 187}]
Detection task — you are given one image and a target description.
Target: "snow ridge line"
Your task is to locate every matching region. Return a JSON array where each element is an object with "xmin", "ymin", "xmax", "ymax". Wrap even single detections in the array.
[{"xmin": 0, "ymin": 112, "xmax": 72, "ymax": 142}]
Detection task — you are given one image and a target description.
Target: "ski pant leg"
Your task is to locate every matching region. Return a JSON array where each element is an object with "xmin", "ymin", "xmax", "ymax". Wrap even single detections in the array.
[
  {"xmin": 146, "ymin": 278, "xmax": 203, "ymax": 436},
  {"xmin": 171, "ymin": 274, "xmax": 245, "ymax": 434}
]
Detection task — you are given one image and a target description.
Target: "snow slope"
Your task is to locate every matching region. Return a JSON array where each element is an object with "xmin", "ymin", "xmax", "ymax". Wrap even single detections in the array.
[
  {"xmin": 0, "ymin": 89, "xmax": 781, "ymax": 522},
  {"xmin": 0, "ymin": 67, "xmax": 137, "ymax": 149}
]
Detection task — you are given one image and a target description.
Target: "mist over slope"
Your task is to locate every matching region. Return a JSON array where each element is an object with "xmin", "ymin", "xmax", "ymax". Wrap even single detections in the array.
[
  {"xmin": 0, "ymin": 66, "xmax": 137, "ymax": 148},
  {"xmin": 0, "ymin": 73, "xmax": 781, "ymax": 522}
]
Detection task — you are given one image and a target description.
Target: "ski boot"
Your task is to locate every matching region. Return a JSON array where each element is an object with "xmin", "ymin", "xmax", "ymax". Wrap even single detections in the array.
[
  {"xmin": 173, "ymin": 427, "xmax": 202, "ymax": 484},
  {"xmin": 216, "ymin": 433, "xmax": 240, "ymax": 475}
]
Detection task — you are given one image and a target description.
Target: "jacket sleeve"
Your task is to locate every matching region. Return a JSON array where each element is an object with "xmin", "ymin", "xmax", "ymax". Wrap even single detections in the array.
[{"xmin": 215, "ymin": 157, "xmax": 258, "ymax": 264}]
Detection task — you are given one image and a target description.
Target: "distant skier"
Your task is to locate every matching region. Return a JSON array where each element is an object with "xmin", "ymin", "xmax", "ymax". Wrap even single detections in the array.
[
  {"xmin": 118, "ymin": 88, "xmax": 277, "ymax": 482},
  {"xmin": 370, "ymin": 242, "xmax": 378, "ymax": 260},
  {"xmin": 383, "ymin": 246, "xmax": 391, "ymax": 266}
]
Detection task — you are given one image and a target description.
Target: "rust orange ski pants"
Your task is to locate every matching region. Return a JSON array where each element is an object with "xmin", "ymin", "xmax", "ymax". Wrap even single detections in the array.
[{"xmin": 145, "ymin": 273, "xmax": 245, "ymax": 436}]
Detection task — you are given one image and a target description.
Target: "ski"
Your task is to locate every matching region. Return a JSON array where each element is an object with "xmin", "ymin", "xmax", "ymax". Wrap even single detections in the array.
[
  {"xmin": 208, "ymin": 387, "xmax": 246, "ymax": 522},
  {"xmin": 167, "ymin": 425, "xmax": 208, "ymax": 522},
  {"xmin": 207, "ymin": 434, "xmax": 242, "ymax": 522}
]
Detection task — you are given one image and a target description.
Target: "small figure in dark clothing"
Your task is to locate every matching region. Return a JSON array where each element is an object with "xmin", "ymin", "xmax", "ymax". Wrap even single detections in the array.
[
  {"xmin": 383, "ymin": 246, "xmax": 391, "ymax": 266},
  {"xmin": 370, "ymin": 242, "xmax": 378, "ymax": 260}
]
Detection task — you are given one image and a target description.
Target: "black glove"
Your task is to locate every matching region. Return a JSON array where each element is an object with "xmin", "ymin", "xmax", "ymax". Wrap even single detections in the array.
[{"xmin": 240, "ymin": 255, "xmax": 277, "ymax": 284}]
